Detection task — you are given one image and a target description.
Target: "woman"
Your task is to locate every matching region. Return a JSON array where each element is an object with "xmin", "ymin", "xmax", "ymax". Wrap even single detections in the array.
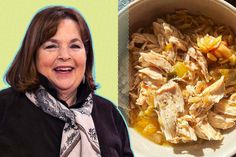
[{"xmin": 0, "ymin": 6, "xmax": 133, "ymax": 157}]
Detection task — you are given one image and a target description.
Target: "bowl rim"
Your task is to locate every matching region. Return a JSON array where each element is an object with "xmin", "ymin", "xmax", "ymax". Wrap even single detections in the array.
[{"xmin": 118, "ymin": 0, "xmax": 236, "ymax": 17}]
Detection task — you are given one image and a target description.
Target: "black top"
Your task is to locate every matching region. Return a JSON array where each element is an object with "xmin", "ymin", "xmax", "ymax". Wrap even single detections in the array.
[{"xmin": 0, "ymin": 75, "xmax": 133, "ymax": 157}]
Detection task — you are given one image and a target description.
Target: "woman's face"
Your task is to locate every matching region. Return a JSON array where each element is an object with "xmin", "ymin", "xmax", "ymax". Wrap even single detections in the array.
[{"xmin": 36, "ymin": 19, "xmax": 86, "ymax": 94}]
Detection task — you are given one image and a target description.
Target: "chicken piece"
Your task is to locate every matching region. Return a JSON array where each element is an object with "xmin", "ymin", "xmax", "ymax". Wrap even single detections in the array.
[
  {"xmin": 189, "ymin": 76, "xmax": 225, "ymax": 117},
  {"xmin": 176, "ymin": 115, "xmax": 197, "ymax": 143},
  {"xmin": 208, "ymin": 111, "xmax": 235, "ymax": 130},
  {"xmin": 139, "ymin": 51, "xmax": 172, "ymax": 73},
  {"xmin": 158, "ymin": 21, "xmax": 187, "ymax": 51},
  {"xmin": 186, "ymin": 60, "xmax": 199, "ymax": 71},
  {"xmin": 136, "ymin": 81, "xmax": 158, "ymax": 107},
  {"xmin": 214, "ymin": 99, "xmax": 236, "ymax": 116},
  {"xmin": 194, "ymin": 118, "xmax": 223, "ymax": 140},
  {"xmin": 131, "ymin": 33, "xmax": 147, "ymax": 44},
  {"xmin": 153, "ymin": 22, "xmax": 164, "ymax": 36},
  {"xmin": 162, "ymin": 50, "xmax": 176, "ymax": 64},
  {"xmin": 152, "ymin": 22, "xmax": 166, "ymax": 49},
  {"xmin": 141, "ymin": 76, "xmax": 165, "ymax": 87},
  {"xmin": 162, "ymin": 22, "xmax": 174, "ymax": 37},
  {"xmin": 129, "ymin": 33, "xmax": 147, "ymax": 50},
  {"xmin": 214, "ymin": 90, "xmax": 236, "ymax": 116},
  {"xmin": 153, "ymin": 20, "xmax": 186, "ymax": 52},
  {"xmin": 129, "ymin": 91, "xmax": 138, "ymax": 100},
  {"xmin": 154, "ymin": 81, "xmax": 185, "ymax": 143},
  {"xmin": 186, "ymin": 85, "xmax": 196, "ymax": 96},
  {"xmin": 202, "ymin": 76, "xmax": 225, "ymax": 102},
  {"xmin": 138, "ymin": 67, "xmax": 166, "ymax": 82},
  {"xmin": 138, "ymin": 67, "xmax": 167, "ymax": 87},
  {"xmin": 136, "ymin": 82, "xmax": 148, "ymax": 106},
  {"xmin": 130, "ymin": 74, "xmax": 141, "ymax": 91},
  {"xmin": 143, "ymin": 33, "xmax": 158, "ymax": 44},
  {"xmin": 136, "ymin": 91, "xmax": 146, "ymax": 106},
  {"xmin": 157, "ymin": 34, "xmax": 165, "ymax": 50},
  {"xmin": 182, "ymin": 61, "xmax": 199, "ymax": 84},
  {"xmin": 187, "ymin": 47, "xmax": 211, "ymax": 82},
  {"xmin": 156, "ymin": 18, "xmax": 184, "ymax": 39},
  {"xmin": 169, "ymin": 36, "xmax": 187, "ymax": 51},
  {"xmin": 230, "ymin": 93, "xmax": 236, "ymax": 101},
  {"xmin": 162, "ymin": 42, "xmax": 176, "ymax": 64}
]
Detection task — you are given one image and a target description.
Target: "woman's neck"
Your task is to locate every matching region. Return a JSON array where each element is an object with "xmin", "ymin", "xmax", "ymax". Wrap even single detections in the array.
[{"xmin": 58, "ymin": 90, "xmax": 77, "ymax": 107}]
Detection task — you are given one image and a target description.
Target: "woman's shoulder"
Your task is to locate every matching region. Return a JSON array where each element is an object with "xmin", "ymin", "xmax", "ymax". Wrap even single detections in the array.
[
  {"xmin": 0, "ymin": 87, "xmax": 24, "ymax": 115},
  {"xmin": 93, "ymin": 94, "xmax": 114, "ymax": 108},
  {"xmin": 0, "ymin": 87, "xmax": 19, "ymax": 126},
  {"xmin": 93, "ymin": 94, "xmax": 120, "ymax": 115},
  {"xmin": 92, "ymin": 94, "xmax": 126, "ymax": 126},
  {"xmin": 0, "ymin": 87, "xmax": 18, "ymax": 101}
]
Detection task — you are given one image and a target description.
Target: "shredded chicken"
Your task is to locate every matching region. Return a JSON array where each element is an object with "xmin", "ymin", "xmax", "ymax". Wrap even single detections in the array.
[
  {"xmin": 189, "ymin": 76, "xmax": 225, "ymax": 117},
  {"xmin": 187, "ymin": 47, "xmax": 211, "ymax": 82},
  {"xmin": 139, "ymin": 51, "xmax": 172, "ymax": 73},
  {"xmin": 154, "ymin": 81, "xmax": 184, "ymax": 143},
  {"xmin": 214, "ymin": 94, "xmax": 236, "ymax": 116},
  {"xmin": 208, "ymin": 111, "xmax": 235, "ymax": 129},
  {"xmin": 194, "ymin": 118, "xmax": 223, "ymax": 140},
  {"xmin": 175, "ymin": 115, "xmax": 197, "ymax": 143},
  {"xmin": 138, "ymin": 67, "xmax": 166, "ymax": 82},
  {"xmin": 128, "ymin": 10, "xmax": 236, "ymax": 145}
]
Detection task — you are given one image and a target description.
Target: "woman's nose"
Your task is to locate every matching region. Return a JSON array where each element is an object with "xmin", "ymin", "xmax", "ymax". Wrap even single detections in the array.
[{"xmin": 58, "ymin": 47, "xmax": 71, "ymax": 61}]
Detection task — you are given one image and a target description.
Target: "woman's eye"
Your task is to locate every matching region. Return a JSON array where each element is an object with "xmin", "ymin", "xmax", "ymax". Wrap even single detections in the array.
[
  {"xmin": 70, "ymin": 44, "xmax": 81, "ymax": 49},
  {"xmin": 45, "ymin": 45, "xmax": 57, "ymax": 49}
]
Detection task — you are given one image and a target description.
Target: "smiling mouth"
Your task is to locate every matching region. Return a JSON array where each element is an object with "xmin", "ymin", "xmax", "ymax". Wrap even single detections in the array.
[{"xmin": 53, "ymin": 66, "xmax": 74, "ymax": 73}]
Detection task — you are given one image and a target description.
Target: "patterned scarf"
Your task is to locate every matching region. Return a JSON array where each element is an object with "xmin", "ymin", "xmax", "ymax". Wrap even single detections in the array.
[{"xmin": 25, "ymin": 86, "xmax": 101, "ymax": 157}]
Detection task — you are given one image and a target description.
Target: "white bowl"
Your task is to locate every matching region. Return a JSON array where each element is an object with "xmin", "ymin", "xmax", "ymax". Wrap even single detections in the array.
[{"xmin": 118, "ymin": 0, "xmax": 236, "ymax": 157}]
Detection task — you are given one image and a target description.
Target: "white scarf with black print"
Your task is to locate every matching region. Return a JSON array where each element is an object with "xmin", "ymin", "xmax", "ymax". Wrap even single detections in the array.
[{"xmin": 25, "ymin": 86, "xmax": 101, "ymax": 157}]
